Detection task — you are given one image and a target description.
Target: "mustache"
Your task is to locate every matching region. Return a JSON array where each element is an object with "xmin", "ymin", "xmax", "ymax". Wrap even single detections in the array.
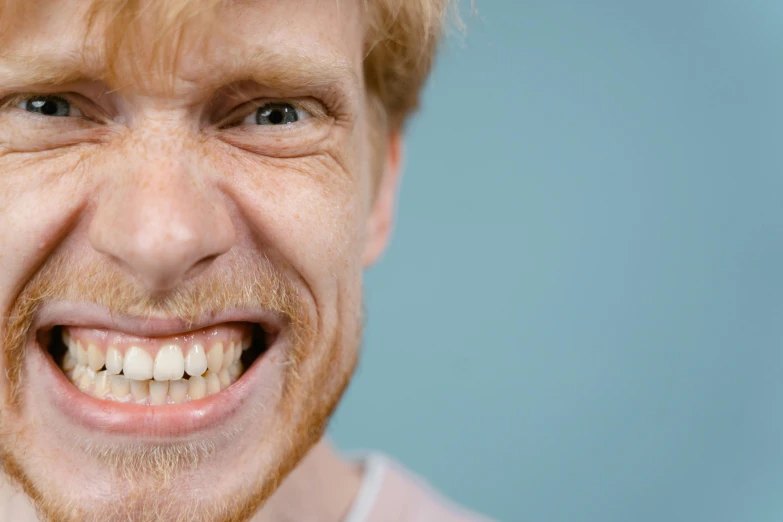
[{"xmin": 2, "ymin": 251, "xmax": 307, "ymax": 405}]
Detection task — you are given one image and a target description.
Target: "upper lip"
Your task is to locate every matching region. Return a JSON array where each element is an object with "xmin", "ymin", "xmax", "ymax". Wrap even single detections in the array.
[{"xmin": 32, "ymin": 301, "xmax": 285, "ymax": 338}]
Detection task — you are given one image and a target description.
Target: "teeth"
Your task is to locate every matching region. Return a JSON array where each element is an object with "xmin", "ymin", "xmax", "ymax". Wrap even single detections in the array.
[
  {"xmin": 188, "ymin": 375, "xmax": 206, "ymax": 400},
  {"xmin": 61, "ymin": 352, "xmax": 77, "ymax": 372},
  {"xmin": 123, "ymin": 346, "xmax": 153, "ymax": 380},
  {"xmin": 153, "ymin": 344, "xmax": 185, "ymax": 381},
  {"xmin": 205, "ymin": 370, "xmax": 221, "ymax": 396},
  {"xmin": 149, "ymin": 380, "xmax": 168, "ymax": 405},
  {"xmin": 76, "ymin": 341, "xmax": 88, "ymax": 366},
  {"xmin": 228, "ymin": 361, "xmax": 243, "ymax": 381},
  {"xmin": 130, "ymin": 379, "xmax": 150, "ymax": 401},
  {"xmin": 110, "ymin": 375, "xmax": 130, "ymax": 399},
  {"xmin": 79, "ymin": 368, "xmax": 94, "ymax": 391},
  {"xmin": 168, "ymin": 379, "xmax": 188, "ymax": 403},
  {"xmin": 185, "ymin": 343, "xmax": 208, "ymax": 377},
  {"xmin": 207, "ymin": 342, "xmax": 223, "ymax": 373},
  {"xmin": 94, "ymin": 371, "xmax": 109, "ymax": 397},
  {"xmin": 65, "ymin": 332, "xmax": 252, "ymax": 404},
  {"xmin": 87, "ymin": 343, "xmax": 105, "ymax": 371},
  {"xmin": 224, "ymin": 343, "xmax": 235, "ymax": 370},
  {"xmin": 106, "ymin": 346, "xmax": 123, "ymax": 375},
  {"xmin": 218, "ymin": 368, "xmax": 231, "ymax": 388}
]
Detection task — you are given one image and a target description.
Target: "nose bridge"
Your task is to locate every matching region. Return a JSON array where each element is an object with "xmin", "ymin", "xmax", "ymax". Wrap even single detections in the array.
[{"xmin": 88, "ymin": 137, "xmax": 235, "ymax": 292}]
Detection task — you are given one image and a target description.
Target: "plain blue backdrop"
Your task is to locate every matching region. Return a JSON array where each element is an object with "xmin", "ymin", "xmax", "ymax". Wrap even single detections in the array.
[{"xmin": 329, "ymin": 2, "xmax": 783, "ymax": 521}]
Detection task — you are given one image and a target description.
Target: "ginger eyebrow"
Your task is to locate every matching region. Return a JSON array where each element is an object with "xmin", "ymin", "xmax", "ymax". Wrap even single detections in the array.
[
  {"xmin": 0, "ymin": 55, "xmax": 99, "ymax": 91},
  {"xmin": 0, "ymin": 47, "xmax": 359, "ymax": 105}
]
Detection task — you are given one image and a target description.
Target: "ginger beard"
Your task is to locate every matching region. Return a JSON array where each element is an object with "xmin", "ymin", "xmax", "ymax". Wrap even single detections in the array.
[{"xmin": 0, "ymin": 251, "xmax": 361, "ymax": 522}]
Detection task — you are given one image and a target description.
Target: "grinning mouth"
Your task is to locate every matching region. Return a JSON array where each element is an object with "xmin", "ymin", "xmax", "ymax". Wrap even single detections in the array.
[{"xmin": 44, "ymin": 322, "xmax": 271, "ymax": 405}]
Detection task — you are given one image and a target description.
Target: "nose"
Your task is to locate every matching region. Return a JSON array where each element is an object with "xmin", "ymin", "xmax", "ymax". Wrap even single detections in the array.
[{"xmin": 89, "ymin": 157, "xmax": 235, "ymax": 292}]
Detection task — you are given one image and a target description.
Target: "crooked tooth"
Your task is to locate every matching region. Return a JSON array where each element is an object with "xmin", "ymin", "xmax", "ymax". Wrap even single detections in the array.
[
  {"xmin": 106, "ymin": 346, "xmax": 123, "ymax": 375},
  {"xmin": 168, "ymin": 379, "xmax": 188, "ymax": 403},
  {"xmin": 207, "ymin": 342, "xmax": 223, "ymax": 373},
  {"xmin": 87, "ymin": 343, "xmax": 105, "ymax": 371},
  {"xmin": 153, "ymin": 344, "xmax": 185, "ymax": 381},
  {"xmin": 149, "ymin": 380, "xmax": 168, "ymax": 405},
  {"xmin": 124, "ymin": 346, "xmax": 153, "ymax": 380},
  {"xmin": 131, "ymin": 379, "xmax": 150, "ymax": 401},
  {"xmin": 62, "ymin": 329, "xmax": 71, "ymax": 346},
  {"xmin": 235, "ymin": 341, "xmax": 243, "ymax": 362},
  {"xmin": 76, "ymin": 341, "xmax": 88, "ymax": 366},
  {"xmin": 185, "ymin": 343, "xmax": 208, "ymax": 377},
  {"xmin": 110, "ymin": 375, "xmax": 130, "ymax": 399},
  {"xmin": 205, "ymin": 370, "xmax": 221, "ymax": 396},
  {"xmin": 94, "ymin": 371, "xmax": 109, "ymax": 398},
  {"xmin": 224, "ymin": 343, "xmax": 235, "ymax": 371},
  {"xmin": 188, "ymin": 375, "xmax": 206, "ymax": 400},
  {"xmin": 241, "ymin": 336, "xmax": 251, "ymax": 351}
]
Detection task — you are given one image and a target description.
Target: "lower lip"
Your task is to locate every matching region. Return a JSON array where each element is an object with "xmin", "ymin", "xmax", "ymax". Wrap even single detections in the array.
[{"xmin": 32, "ymin": 334, "xmax": 279, "ymax": 438}]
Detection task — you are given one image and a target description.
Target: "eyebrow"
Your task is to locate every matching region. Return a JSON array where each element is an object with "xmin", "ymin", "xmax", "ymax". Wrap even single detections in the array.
[
  {"xmin": 220, "ymin": 48, "xmax": 359, "ymax": 94},
  {"xmin": 0, "ymin": 46, "xmax": 359, "ymax": 102},
  {"xmin": 0, "ymin": 53, "xmax": 99, "ymax": 90}
]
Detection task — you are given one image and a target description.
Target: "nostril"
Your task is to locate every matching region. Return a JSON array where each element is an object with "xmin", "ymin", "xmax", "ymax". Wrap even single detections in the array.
[{"xmin": 181, "ymin": 253, "xmax": 223, "ymax": 282}]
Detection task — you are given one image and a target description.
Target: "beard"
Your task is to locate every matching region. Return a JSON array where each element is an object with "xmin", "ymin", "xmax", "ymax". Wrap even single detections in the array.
[{"xmin": 0, "ymin": 251, "xmax": 360, "ymax": 522}]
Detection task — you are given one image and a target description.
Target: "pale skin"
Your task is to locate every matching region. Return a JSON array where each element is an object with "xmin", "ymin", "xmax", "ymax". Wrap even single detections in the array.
[{"xmin": 0, "ymin": 1, "xmax": 402, "ymax": 520}]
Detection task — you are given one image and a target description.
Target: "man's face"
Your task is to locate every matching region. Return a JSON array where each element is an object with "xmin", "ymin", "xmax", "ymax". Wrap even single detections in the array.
[{"xmin": 0, "ymin": 1, "xmax": 396, "ymax": 520}]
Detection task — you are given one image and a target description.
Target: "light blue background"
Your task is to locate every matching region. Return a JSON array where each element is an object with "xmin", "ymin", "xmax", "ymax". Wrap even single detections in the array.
[{"xmin": 329, "ymin": 2, "xmax": 783, "ymax": 521}]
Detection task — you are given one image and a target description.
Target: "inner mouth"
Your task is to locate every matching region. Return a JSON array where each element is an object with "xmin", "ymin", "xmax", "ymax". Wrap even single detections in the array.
[{"xmin": 45, "ymin": 322, "xmax": 270, "ymax": 405}]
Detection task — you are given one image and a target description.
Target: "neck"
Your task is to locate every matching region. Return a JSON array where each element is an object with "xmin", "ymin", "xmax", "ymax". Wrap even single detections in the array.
[
  {"xmin": 0, "ymin": 438, "xmax": 363, "ymax": 522},
  {"xmin": 253, "ymin": 439, "xmax": 363, "ymax": 522}
]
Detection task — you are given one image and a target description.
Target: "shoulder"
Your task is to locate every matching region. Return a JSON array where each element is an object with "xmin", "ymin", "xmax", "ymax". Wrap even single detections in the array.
[{"xmin": 345, "ymin": 453, "xmax": 497, "ymax": 522}]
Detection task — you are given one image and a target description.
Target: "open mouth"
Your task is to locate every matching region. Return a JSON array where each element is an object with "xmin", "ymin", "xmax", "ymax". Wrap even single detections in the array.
[{"xmin": 44, "ymin": 322, "xmax": 272, "ymax": 406}]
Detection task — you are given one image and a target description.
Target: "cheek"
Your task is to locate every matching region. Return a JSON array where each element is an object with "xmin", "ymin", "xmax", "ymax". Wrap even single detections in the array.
[
  {"xmin": 222, "ymin": 151, "xmax": 364, "ymax": 258},
  {"xmin": 214, "ymin": 144, "xmax": 366, "ymax": 319},
  {"xmin": 0, "ymin": 150, "xmax": 91, "ymax": 311}
]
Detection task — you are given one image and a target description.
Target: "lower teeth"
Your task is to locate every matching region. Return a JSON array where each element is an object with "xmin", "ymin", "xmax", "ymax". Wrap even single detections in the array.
[{"xmin": 67, "ymin": 361, "xmax": 244, "ymax": 405}]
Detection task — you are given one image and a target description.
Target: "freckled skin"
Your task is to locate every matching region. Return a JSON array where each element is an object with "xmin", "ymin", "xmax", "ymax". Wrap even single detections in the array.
[{"xmin": 0, "ymin": 1, "xmax": 402, "ymax": 521}]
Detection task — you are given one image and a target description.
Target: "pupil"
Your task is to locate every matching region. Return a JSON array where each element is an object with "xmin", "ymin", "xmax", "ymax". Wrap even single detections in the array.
[
  {"xmin": 41, "ymin": 101, "xmax": 58, "ymax": 116},
  {"xmin": 268, "ymin": 109, "xmax": 284, "ymax": 125}
]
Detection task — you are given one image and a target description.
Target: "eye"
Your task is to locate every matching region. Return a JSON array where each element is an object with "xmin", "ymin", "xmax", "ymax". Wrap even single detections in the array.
[
  {"xmin": 243, "ymin": 103, "xmax": 310, "ymax": 126},
  {"xmin": 15, "ymin": 95, "xmax": 83, "ymax": 117}
]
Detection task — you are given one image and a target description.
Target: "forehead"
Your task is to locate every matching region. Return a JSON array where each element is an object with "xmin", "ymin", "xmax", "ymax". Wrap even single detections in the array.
[{"xmin": 0, "ymin": 0, "xmax": 364, "ymax": 97}]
